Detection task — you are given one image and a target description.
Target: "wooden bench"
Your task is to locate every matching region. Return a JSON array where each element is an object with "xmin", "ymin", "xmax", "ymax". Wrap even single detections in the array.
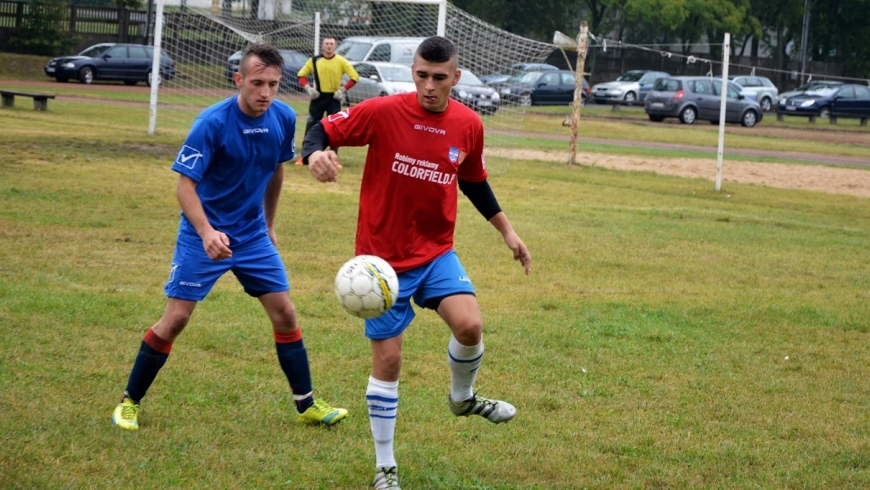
[{"xmin": 0, "ymin": 90, "xmax": 56, "ymax": 111}]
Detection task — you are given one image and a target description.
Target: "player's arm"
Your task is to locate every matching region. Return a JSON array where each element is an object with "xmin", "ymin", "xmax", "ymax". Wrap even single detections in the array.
[
  {"xmin": 458, "ymin": 178, "xmax": 531, "ymax": 275},
  {"xmin": 302, "ymin": 122, "xmax": 339, "ymax": 183},
  {"xmin": 334, "ymin": 59, "xmax": 358, "ymax": 100},
  {"xmin": 176, "ymin": 175, "xmax": 231, "ymax": 260},
  {"xmin": 263, "ymin": 162, "xmax": 284, "ymax": 247}
]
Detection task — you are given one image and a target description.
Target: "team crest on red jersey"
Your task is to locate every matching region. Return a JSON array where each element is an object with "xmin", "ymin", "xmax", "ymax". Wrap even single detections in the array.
[{"xmin": 448, "ymin": 147, "xmax": 459, "ymax": 163}]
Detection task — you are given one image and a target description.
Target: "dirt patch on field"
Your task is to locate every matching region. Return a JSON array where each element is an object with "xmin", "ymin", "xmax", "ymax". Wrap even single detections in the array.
[{"xmin": 489, "ymin": 148, "xmax": 870, "ymax": 198}]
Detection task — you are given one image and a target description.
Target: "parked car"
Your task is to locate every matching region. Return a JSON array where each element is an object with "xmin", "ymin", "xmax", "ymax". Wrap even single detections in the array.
[
  {"xmin": 729, "ymin": 75, "xmax": 778, "ymax": 112},
  {"xmin": 478, "ymin": 62, "xmax": 558, "ymax": 85},
  {"xmin": 44, "ymin": 43, "xmax": 176, "ymax": 86},
  {"xmin": 644, "ymin": 76, "xmax": 763, "ymax": 127},
  {"xmin": 343, "ymin": 62, "xmax": 416, "ymax": 105},
  {"xmin": 590, "ymin": 70, "xmax": 670, "ymax": 104},
  {"xmin": 493, "ymin": 70, "xmax": 589, "ymax": 106},
  {"xmin": 451, "ymin": 69, "xmax": 500, "ymax": 114},
  {"xmin": 335, "ymin": 36, "xmax": 424, "ymax": 65},
  {"xmin": 777, "ymin": 83, "xmax": 870, "ymax": 120},
  {"xmin": 777, "ymin": 80, "xmax": 844, "ymax": 104},
  {"xmin": 225, "ymin": 48, "xmax": 310, "ymax": 92}
]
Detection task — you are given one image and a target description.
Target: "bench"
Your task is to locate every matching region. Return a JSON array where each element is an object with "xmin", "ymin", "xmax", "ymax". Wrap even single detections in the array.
[{"xmin": 0, "ymin": 90, "xmax": 56, "ymax": 111}]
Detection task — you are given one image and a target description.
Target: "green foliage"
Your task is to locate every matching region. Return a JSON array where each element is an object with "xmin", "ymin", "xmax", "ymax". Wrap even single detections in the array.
[{"xmin": 9, "ymin": 0, "xmax": 80, "ymax": 56}]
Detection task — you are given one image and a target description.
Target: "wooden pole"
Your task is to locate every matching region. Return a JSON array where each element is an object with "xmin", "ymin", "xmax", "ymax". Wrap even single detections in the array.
[{"xmin": 568, "ymin": 21, "xmax": 588, "ymax": 166}]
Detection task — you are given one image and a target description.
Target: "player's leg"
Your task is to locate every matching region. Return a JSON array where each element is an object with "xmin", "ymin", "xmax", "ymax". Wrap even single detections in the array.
[
  {"xmin": 365, "ymin": 270, "xmax": 419, "ymax": 489},
  {"xmin": 234, "ymin": 234, "xmax": 346, "ymax": 425},
  {"xmin": 113, "ymin": 241, "xmax": 225, "ymax": 430},
  {"xmin": 418, "ymin": 251, "xmax": 516, "ymax": 423}
]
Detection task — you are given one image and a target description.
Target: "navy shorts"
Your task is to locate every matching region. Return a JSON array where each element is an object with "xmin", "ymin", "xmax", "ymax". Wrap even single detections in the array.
[
  {"xmin": 364, "ymin": 250, "xmax": 475, "ymax": 340},
  {"xmin": 164, "ymin": 233, "xmax": 289, "ymax": 301}
]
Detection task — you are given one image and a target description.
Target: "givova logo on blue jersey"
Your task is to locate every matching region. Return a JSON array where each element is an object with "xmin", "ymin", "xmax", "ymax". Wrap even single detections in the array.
[
  {"xmin": 448, "ymin": 147, "xmax": 459, "ymax": 163},
  {"xmin": 175, "ymin": 145, "xmax": 203, "ymax": 169}
]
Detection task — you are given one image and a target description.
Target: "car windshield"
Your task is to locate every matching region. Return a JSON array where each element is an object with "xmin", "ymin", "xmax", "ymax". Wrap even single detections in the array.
[
  {"xmin": 509, "ymin": 71, "xmax": 541, "ymax": 84},
  {"xmin": 281, "ymin": 51, "xmax": 308, "ymax": 65},
  {"xmin": 459, "ymin": 71, "xmax": 484, "ymax": 86},
  {"xmin": 336, "ymin": 42, "xmax": 372, "ymax": 61},
  {"xmin": 616, "ymin": 71, "xmax": 644, "ymax": 82},
  {"xmin": 380, "ymin": 65, "xmax": 413, "ymax": 82},
  {"xmin": 79, "ymin": 45, "xmax": 112, "ymax": 57}
]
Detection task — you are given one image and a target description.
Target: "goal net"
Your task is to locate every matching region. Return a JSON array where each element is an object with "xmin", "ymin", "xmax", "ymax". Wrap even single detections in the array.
[{"xmin": 151, "ymin": 0, "xmax": 557, "ymax": 165}]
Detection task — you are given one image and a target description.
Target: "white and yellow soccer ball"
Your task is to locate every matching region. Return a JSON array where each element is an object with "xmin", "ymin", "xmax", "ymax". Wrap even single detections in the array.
[{"xmin": 334, "ymin": 255, "xmax": 399, "ymax": 319}]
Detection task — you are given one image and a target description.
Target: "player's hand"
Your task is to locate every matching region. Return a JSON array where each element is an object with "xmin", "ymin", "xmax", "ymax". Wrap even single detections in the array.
[
  {"xmin": 503, "ymin": 231, "xmax": 531, "ymax": 275},
  {"xmin": 308, "ymin": 150, "xmax": 341, "ymax": 183},
  {"xmin": 306, "ymin": 86, "xmax": 320, "ymax": 99},
  {"xmin": 202, "ymin": 229, "xmax": 232, "ymax": 261},
  {"xmin": 333, "ymin": 87, "xmax": 346, "ymax": 101}
]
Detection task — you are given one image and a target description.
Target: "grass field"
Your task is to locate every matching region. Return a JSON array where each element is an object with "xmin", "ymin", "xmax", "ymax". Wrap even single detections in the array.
[{"xmin": 1, "ymin": 58, "xmax": 870, "ymax": 489}]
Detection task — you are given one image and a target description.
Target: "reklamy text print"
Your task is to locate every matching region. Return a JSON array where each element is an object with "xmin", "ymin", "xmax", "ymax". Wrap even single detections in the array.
[{"xmin": 392, "ymin": 152, "xmax": 455, "ymax": 185}]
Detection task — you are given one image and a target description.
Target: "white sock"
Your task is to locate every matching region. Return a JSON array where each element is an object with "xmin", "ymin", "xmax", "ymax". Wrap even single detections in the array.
[
  {"xmin": 367, "ymin": 376, "xmax": 399, "ymax": 469},
  {"xmin": 448, "ymin": 335, "xmax": 483, "ymax": 403}
]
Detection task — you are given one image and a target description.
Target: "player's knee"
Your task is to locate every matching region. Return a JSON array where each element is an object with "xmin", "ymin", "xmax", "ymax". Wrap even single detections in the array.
[{"xmin": 452, "ymin": 319, "xmax": 483, "ymax": 345}]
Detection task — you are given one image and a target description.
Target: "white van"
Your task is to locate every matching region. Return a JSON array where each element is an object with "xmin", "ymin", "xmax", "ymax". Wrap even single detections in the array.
[{"xmin": 335, "ymin": 36, "xmax": 425, "ymax": 65}]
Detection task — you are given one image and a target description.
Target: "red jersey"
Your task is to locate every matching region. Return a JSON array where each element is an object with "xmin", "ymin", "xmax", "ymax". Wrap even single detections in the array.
[{"xmin": 322, "ymin": 92, "xmax": 487, "ymax": 273}]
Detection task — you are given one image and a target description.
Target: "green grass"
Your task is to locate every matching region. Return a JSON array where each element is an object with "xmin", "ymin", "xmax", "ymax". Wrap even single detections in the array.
[{"xmin": 1, "ymin": 67, "xmax": 870, "ymax": 489}]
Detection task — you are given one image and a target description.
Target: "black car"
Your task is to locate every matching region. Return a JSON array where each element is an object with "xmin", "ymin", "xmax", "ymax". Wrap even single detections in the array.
[
  {"xmin": 225, "ymin": 48, "xmax": 310, "ymax": 92},
  {"xmin": 451, "ymin": 69, "xmax": 500, "ymax": 114},
  {"xmin": 777, "ymin": 83, "xmax": 870, "ymax": 120},
  {"xmin": 44, "ymin": 43, "xmax": 176, "ymax": 86},
  {"xmin": 493, "ymin": 70, "xmax": 589, "ymax": 106},
  {"xmin": 479, "ymin": 62, "xmax": 558, "ymax": 85}
]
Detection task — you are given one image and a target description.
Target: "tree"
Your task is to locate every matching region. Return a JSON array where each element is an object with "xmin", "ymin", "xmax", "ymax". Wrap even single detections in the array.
[
  {"xmin": 9, "ymin": 0, "xmax": 79, "ymax": 56},
  {"xmin": 450, "ymin": 0, "xmax": 580, "ymax": 41}
]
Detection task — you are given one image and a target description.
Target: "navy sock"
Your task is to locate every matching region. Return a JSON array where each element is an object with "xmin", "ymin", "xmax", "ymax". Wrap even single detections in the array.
[
  {"xmin": 125, "ymin": 341, "xmax": 169, "ymax": 402},
  {"xmin": 275, "ymin": 339, "xmax": 313, "ymax": 412}
]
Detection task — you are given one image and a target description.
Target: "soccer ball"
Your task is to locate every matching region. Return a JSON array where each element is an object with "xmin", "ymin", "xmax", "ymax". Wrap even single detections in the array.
[{"xmin": 334, "ymin": 255, "xmax": 399, "ymax": 319}]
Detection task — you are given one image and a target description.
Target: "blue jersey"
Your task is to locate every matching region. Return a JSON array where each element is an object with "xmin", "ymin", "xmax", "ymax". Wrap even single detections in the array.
[{"xmin": 171, "ymin": 96, "xmax": 296, "ymax": 246}]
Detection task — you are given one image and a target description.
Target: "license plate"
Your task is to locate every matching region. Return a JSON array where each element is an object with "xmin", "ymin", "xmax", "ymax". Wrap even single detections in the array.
[
  {"xmin": 786, "ymin": 106, "xmax": 795, "ymax": 111},
  {"xmin": 46, "ymin": 67, "xmax": 55, "ymax": 73},
  {"xmin": 650, "ymin": 102, "xmax": 664, "ymax": 108},
  {"xmin": 477, "ymin": 101, "xmax": 492, "ymax": 107}
]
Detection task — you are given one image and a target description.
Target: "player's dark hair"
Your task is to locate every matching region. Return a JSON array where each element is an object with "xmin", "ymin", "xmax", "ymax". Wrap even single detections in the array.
[
  {"xmin": 416, "ymin": 36, "xmax": 457, "ymax": 64},
  {"xmin": 240, "ymin": 43, "xmax": 284, "ymax": 75}
]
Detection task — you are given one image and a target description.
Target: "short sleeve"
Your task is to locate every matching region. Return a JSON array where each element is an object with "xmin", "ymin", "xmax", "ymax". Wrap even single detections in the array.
[
  {"xmin": 457, "ymin": 119, "xmax": 487, "ymax": 182},
  {"xmin": 171, "ymin": 117, "xmax": 214, "ymax": 182}
]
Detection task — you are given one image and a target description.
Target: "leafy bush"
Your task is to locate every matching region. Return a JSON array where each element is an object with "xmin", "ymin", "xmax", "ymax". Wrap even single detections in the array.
[{"xmin": 9, "ymin": 0, "xmax": 80, "ymax": 56}]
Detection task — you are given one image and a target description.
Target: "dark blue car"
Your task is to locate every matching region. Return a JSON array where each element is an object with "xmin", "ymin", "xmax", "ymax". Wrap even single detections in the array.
[
  {"xmin": 777, "ymin": 83, "xmax": 870, "ymax": 120},
  {"xmin": 492, "ymin": 70, "xmax": 589, "ymax": 106},
  {"xmin": 44, "ymin": 43, "xmax": 176, "ymax": 86}
]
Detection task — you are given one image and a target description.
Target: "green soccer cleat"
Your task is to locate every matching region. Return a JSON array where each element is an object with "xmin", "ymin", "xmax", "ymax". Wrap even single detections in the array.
[
  {"xmin": 112, "ymin": 397, "xmax": 140, "ymax": 430},
  {"xmin": 449, "ymin": 393, "xmax": 516, "ymax": 423},
  {"xmin": 373, "ymin": 466, "xmax": 401, "ymax": 490},
  {"xmin": 296, "ymin": 399, "xmax": 348, "ymax": 426}
]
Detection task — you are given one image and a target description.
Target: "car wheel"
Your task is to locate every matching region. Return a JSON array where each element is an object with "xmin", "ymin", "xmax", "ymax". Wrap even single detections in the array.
[
  {"xmin": 741, "ymin": 110, "xmax": 758, "ymax": 127},
  {"xmin": 760, "ymin": 97, "xmax": 772, "ymax": 112},
  {"xmin": 146, "ymin": 70, "xmax": 163, "ymax": 87},
  {"xmin": 78, "ymin": 66, "xmax": 94, "ymax": 84},
  {"xmin": 648, "ymin": 115, "xmax": 665, "ymax": 122},
  {"xmin": 518, "ymin": 93, "xmax": 532, "ymax": 106},
  {"xmin": 624, "ymin": 92, "xmax": 637, "ymax": 103},
  {"xmin": 123, "ymin": 80, "xmax": 138, "ymax": 86},
  {"xmin": 679, "ymin": 106, "xmax": 697, "ymax": 124},
  {"xmin": 819, "ymin": 106, "xmax": 831, "ymax": 119},
  {"xmin": 55, "ymin": 77, "xmax": 69, "ymax": 83}
]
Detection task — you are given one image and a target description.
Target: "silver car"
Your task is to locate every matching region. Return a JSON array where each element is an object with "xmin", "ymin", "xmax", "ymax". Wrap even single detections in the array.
[
  {"xmin": 344, "ymin": 62, "xmax": 416, "ymax": 105},
  {"xmin": 644, "ymin": 76, "xmax": 763, "ymax": 127},
  {"xmin": 729, "ymin": 75, "xmax": 778, "ymax": 112},
  {"xmin": 591, "ymin": 70, "xmax": 670, "ymax": 104}
]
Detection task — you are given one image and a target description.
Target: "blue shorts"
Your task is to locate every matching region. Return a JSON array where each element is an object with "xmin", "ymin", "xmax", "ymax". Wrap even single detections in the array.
[
  {"xmin": 164, "ymin": 233, "xmax": 289, "ymax": 301},
  {"xmin": 364, "ymin": 250, "xmax": 475, "ymax": 340}
]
